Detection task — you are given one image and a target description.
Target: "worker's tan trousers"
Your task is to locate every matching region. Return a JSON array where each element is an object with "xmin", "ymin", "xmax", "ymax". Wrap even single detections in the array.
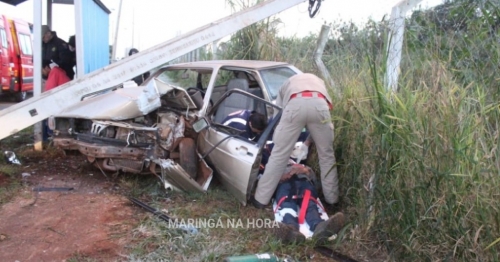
[{"xmin": 254, "ymin": 96, "xmax": 339, "ymax": 205}]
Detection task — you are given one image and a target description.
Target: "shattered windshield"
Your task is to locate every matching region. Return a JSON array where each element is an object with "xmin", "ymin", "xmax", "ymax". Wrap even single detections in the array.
[{"xmin": 259, "ymin": 67, "xmax": 297, "ymax": 100}]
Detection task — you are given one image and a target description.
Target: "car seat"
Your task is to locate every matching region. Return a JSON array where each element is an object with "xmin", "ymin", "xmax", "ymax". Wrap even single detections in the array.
[{"xmin": 213, "ymin": 78, "xmax": 253, "ymax": 123}]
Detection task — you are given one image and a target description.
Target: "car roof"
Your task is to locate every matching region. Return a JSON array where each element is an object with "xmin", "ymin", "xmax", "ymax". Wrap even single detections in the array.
[{"xmin": 164, "ymin": 60, "xmax": 291, "ymax": 70}]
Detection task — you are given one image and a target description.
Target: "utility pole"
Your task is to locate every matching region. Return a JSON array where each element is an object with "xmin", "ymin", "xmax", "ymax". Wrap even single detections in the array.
[
  {"xmin": 131, "ymin": 1, "xmax": 135, "ymax": 48},
  {"xmin": 33, "ymin": 0, "xmax": 43, "ymax": 151},
  {"xmin": 111, "ymin": 0, "xmax": 123, "ymax": 62},
  {"xmin": 0, "ymin": 0, "xmax": 309, "ymax": 141}
]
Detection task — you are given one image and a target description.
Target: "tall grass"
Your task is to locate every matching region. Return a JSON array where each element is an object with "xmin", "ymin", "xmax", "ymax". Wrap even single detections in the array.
[
  {"xmin": 217, "ymin": 0, "xmax": 500, "ymax": 260},
  {"xmin": 327, "ymin": 2, "xmax": 500, "ymax": 259},
  {"xmin": 345, "ymin": 66, "xmax": 500, "ymax": 260}
]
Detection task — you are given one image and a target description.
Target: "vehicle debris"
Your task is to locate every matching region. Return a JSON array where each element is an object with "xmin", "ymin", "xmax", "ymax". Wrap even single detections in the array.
[
  {"xmin": 128, "ymin": 197, "xmax": 197, "ymax": 234},
  {"xmin": 4, "ymin": 151, "xmax": 21, "ymax": 165},
  {"xmin": 223, "ymin": 253, "xmax": 297, "ymax": 262},
  {"xmin": 32, "ymin": 187, "xmax": 74, "ymax": 192}
]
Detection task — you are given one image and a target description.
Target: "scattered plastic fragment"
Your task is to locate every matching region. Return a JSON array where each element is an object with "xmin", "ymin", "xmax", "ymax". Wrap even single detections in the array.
[{"xmin": 4, "ymin": 151, "xmax": 21, "ymax": 165}]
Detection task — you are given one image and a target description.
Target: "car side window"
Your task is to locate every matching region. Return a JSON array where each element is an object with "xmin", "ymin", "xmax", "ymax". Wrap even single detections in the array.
[
  {"xmin": 209, "ymin": 90, "xmax": 281, "ymax": 146},
  {"xmin": 0, "ymin": 29, "xmax": 7, "ymax": 48},
  {"xmin": 18, "ymin": 34, "xmax": 32, "ymax": 55}
]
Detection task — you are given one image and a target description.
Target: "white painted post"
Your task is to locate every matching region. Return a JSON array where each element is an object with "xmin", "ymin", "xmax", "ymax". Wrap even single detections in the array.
[
  {"xmin": 0, "ymin": 0, "xmax": 308, "ymax": 140},
  {"xmin": 314, "ymin": 24, "xmax": 340, "ymax": 98},
  {"xmin": 111, "ymin": 0, "xmax": 123, "ymax": 62},
  {"xmin": 212, "ymin": 40, "xmax": 219, "ymax": 60},
  {"xmin": 74, "ymin": 0, "xmax": 85, "ymax": 79},
  {"xmin": 385, "ymin": 0, "xmax": 423, "ymax": 92},
  {"xmin": 33, "ymin": 0, "xmax": 43, "ymax": 151},
  {"xmin": 368, "ymin": 0, "xmax": 424, "ymax": 230}
]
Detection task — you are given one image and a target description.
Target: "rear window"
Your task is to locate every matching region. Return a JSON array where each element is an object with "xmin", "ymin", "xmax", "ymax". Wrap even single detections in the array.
[
  {"xmin": 0, "ymin": 29, "xmax": 7, "ymax": 48},
  {"xmin": 18, "ymin": 33, "xmax": 32, "ymax": 55}
]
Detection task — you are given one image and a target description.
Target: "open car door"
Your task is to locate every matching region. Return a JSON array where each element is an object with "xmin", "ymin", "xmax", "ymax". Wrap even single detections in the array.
[{"xmin": 196, "ymin": 89, "xmax": 281, "ymax": 205}]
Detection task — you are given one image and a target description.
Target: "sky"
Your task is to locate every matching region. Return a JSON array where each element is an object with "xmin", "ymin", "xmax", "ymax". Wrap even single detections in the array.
[{"xmin": 0, "ymin": 0, "xmax": 444, "ymax": 59}]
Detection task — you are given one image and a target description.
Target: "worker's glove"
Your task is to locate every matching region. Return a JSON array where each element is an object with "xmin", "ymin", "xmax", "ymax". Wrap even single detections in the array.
[
  {"xmin": 49, "ymin": 61, "xmax": 58, "ymax": 69},
  {"xmin": 294, "ymin": 144, "xmax": 309, "ymax": 163}
]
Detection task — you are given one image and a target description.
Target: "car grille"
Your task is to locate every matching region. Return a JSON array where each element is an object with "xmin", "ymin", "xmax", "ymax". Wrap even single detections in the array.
[{"xmin": 91, "ymin": 122, "xmax": 109, "ymax": 135}]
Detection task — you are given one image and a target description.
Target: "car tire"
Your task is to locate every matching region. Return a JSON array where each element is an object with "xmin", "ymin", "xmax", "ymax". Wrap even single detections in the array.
[{"xmin": 13, "ymin": 91, "xmax": 27, "ymax": 102}]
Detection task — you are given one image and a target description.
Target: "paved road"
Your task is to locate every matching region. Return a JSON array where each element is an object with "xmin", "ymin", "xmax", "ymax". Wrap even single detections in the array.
[
  {"xmin": 0, "ymin": 93, "xmax": 34, "ymax": 110},
  {"xmin": 0, "ymin": 102, "xmax": 14, "ymax": 110},
  {"xmin": 0, "ymin": 94, "xmax": 15, "ymax": 110}
]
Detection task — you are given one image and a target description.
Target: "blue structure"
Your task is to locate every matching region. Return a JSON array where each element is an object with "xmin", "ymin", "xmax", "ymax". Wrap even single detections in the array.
[{"xmin": 78, "ymin": 0, "xmax": 110, "ymax": 74}]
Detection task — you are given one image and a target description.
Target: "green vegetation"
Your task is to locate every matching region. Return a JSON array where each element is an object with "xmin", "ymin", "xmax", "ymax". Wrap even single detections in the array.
[
  {"xmin": 219, "ymin": 0, "xmax": 500, "ymax": 261},
  {"xmin": 121, "ymin": 0, "xmax": 500, "ymax": 260},
  {"xmin": 0, "ymin": 127, "xmax": 32, "ymax": 205}
]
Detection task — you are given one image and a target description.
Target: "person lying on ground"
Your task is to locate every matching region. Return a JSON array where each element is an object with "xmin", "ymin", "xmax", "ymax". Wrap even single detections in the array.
[{"xmin": 271, "ymin": 159, "xmax": 345, "ymax": 245}]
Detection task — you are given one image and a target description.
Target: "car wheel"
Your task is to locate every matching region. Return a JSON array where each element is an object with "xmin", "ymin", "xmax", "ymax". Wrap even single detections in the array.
[{"xmin": 13, "ymin": 91, "xmax": 27, "ymax": 102}]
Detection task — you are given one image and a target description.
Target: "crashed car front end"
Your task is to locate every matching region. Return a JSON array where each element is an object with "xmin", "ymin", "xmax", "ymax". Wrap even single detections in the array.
[{"xmin": 50, "ymin": 78, "xmax": 213, "ymax": 192}]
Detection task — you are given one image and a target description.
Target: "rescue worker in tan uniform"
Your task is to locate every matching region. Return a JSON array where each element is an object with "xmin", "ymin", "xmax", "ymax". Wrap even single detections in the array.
[{"xmin": 253, "ymin": 73, "xmax": 339, "ymax": 207}]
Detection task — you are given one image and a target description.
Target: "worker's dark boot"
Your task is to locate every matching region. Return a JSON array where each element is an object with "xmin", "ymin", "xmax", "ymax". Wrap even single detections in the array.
[
  {"xmin": 273, "ymin": 223, "xmax": 305, "ymax": 244},
  {"xmin": 312, "ymin": 212, "xmax": 345, "ymax": 245},
  {"xmin": 250, "ymin": 196, "xmax": 267, "ymax": 209}
]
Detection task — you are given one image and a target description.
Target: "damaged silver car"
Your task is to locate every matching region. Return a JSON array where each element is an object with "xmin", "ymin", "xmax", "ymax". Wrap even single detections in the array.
[{"xmin": 49, "ymin": 60, "xmax": 301, "ymax": 204}]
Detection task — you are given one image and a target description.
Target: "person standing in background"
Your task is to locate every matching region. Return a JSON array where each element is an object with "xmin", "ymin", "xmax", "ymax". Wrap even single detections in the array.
[
  {"xmin": 128, "ymin": 48, "xmax": 150, "ymax": 85},
  {"xmin": 67, "ymin": 35, "xmax": 77, "ymax": 78},
  {"xmin": 41, "ymin": 59, "xmax": 70, "ymax": 142},
  {"xmin": 41, "ymin": 25, "xmax": 74, "ymax": 80}
]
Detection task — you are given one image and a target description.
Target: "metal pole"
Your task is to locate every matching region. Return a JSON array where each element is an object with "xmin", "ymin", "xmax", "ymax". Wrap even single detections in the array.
[
  {"xmin": 131, "ymin": 1, "xmax": 135, "ymax": 48},
  {"xmin": 111, "ymin": 0, "xmax": 123, "ymax": 62},
  {"xmin": 0, "ymin": 0, "xmax": 308, "ymax": 140},
  {"xmin": 33, "ymin": 0, "xmax": 43, "ymax": 151},
  {"xmin": 74, "ymin": 0, "xmax": 84, "ymax": 78}
]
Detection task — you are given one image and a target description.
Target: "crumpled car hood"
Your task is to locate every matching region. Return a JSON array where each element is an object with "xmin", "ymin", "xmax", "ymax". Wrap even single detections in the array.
[{"xmin": 56, "ymin": 79, "xmax": 173, "ymax": 120}]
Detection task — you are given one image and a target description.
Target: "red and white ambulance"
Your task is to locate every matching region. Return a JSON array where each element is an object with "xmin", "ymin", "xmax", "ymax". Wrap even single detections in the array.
[{"xmin": 0, "ymin": 14, "xmax": 33, "ymax": 102}]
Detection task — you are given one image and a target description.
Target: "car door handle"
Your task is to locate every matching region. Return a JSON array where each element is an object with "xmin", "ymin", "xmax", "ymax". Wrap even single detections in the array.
[{"xmin": 236, "ymin": 145, "xmax": 253, "ymax": 157}]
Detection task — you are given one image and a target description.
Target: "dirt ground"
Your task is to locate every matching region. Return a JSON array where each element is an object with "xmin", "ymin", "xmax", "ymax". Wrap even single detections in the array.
[
  {"xmin": 0, "ymin": 137, "xmax": 388, "ymax": 262},
  {"xmin": 0, "ymin": 151, "xmax": 141, "ymax": 262}
]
